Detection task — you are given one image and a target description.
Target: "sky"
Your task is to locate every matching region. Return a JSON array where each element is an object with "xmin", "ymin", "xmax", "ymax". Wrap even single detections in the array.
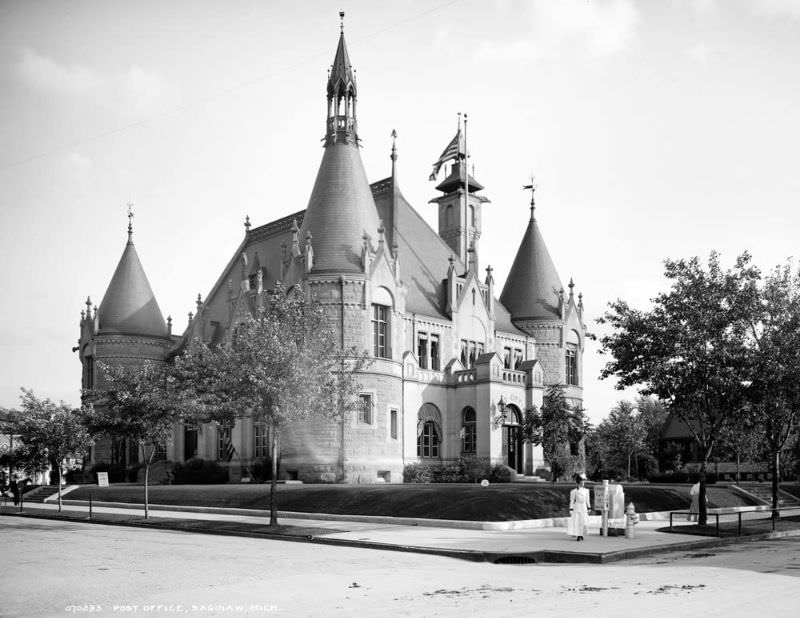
[{"xmin": 1, "ymin": 0, "xmax": 799, "ymax": 425}]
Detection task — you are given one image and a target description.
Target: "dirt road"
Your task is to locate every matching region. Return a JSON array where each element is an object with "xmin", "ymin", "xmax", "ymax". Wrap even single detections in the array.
[{"xmin": 2, "ymin": 517, "xmax": 797, "ymax": 617}]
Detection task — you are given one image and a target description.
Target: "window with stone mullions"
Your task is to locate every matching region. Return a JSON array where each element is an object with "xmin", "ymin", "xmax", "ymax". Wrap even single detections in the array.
[
  {"xmin": 462, "ymin": 407, "xmax": 476, "ymax": 454},
  {"xmin": 416, "ymin": 332, "xmax": 441, "ymax": 370},
  {"xmin": 566, "ymin": 346, "xmax": 578, "ymax": 386},
  {"xmin": 417, "ymin": 421, "xmax": 439, "ymax": 458},
  {"xmin": 358, "ymin": 394, "xmax": 373, "ymax": 424},
  {"xmin": 371, "ymin": 304, "xmax": 389, "ymax": 358},
  {"xmin": 254, "ymin": 421, "xmax": 269, "ymax": 458}
]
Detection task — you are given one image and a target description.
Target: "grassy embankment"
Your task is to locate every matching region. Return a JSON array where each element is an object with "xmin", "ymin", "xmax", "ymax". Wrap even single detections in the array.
[{"xmin": 65, "ymin": 482, "xmax": 765, "ymax": 521}]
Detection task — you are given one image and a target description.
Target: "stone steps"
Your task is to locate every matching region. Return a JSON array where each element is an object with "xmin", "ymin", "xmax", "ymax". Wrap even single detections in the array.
[
  {"xmin": 734, "ymin": 483, "xmax": 800, "ymax": 507},
  {"xmin": 19, "ymin": 485, "xmax": 59, "ymax": 503}
]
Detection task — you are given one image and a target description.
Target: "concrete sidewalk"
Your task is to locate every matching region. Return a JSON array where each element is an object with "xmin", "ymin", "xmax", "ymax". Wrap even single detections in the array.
[{"xmin": 5, "ymin": 498, "xmax": 797, "ymax": 564}]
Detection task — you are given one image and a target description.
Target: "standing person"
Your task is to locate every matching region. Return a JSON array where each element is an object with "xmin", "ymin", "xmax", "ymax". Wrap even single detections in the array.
[
  {"xmin": 688, "ymin": 481, "xmax": 700, "ymax": 522},
  {"xmin": 9, "ymin": 473, "xmax": 20, "ymax": 506},
  {"xmin": 567, "ymin": 474, "xmax": 591, "ymax": 541}
]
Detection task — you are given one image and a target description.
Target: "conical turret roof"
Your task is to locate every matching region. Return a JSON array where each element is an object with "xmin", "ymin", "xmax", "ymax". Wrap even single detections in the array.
[
  {"xmin": 300, "ymin": 143, "xmax": 381, "ymax": 273},
  {"xmin": 97, "ymin": 229, "xmax": 168, "ymax": 337},
  {"xmin": 500, "ymin": 210, "xmax": 564, "ymax": 321},
  {"xmin": 299, "ymin": 20, "xmax": 381, "ymax": 274}
]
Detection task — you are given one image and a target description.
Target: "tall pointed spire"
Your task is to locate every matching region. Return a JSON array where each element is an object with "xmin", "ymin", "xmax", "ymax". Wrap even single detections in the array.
[
  {"xmin": 326, "ymin": 11, "xmax": 358, "ymax": 146},
  {"xmin": 299, "ymin": 14, "xmax": 381, "ymax": 274},
  {"xmin": 97, "ymin": 210, "xmax": 168, "ymax": 337},
  {"xmin": 126, "ymin": 202, "xmax": 134, "ymax": 244},
  {"xmin": 500, "ymin": 187, "xmax": 564, "ymax": 320}
]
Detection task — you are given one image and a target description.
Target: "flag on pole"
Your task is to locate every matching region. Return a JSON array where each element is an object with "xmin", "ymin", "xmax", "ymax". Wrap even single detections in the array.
[
  {"xmin": 429, "ymin": 130, "xmax": 466, "ymax": 181},
  {"xmin": 219, "ymin": 425, "xmax": 237, "ymax": 462}
]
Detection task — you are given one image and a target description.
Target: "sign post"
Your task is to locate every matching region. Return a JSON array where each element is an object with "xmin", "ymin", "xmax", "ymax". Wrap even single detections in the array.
[
  {"xmin": 594, "ymin": 480, "xmax": 610, "ymax": 536},
  {"xmin": 96, "ymin": 472, "xmax": 109, "ymax": 487}
]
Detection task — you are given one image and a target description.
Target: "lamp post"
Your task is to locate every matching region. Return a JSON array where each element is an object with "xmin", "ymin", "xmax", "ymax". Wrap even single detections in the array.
[{"xmin": 492, "ymin": 395, "xmax": 507, "ymax": 429}]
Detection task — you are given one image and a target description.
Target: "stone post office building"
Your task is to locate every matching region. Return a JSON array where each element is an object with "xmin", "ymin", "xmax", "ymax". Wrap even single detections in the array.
[{"xmin": 77, "ymin": 20, "xmax": 588, "ymax": 483}]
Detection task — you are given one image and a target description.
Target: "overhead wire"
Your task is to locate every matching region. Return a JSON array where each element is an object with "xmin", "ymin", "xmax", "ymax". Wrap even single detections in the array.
[{"xmin": 0, "ymin": 0, "xmax": 462, "ymax": 172}]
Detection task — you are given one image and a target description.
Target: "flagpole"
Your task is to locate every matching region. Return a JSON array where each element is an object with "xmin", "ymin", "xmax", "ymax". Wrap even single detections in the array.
[{"xmin": 463, "ymin": 112, "xmax": 468, "ymax": 265}]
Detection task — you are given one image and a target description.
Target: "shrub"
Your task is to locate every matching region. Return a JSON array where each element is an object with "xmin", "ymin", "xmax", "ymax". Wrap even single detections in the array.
[
  {"xmin": 458, "ymin": 455, "xmax": 493, "ymax": 483},
  {"xmin": 403, "ymin": 458, "xmax": 516, "ymax": 483},
  {"xmin": 126, "ymin": 463, "xmax": 144, "ymax": 483},
  {"xmin": 489, "ymin": 464, "xmax": 516, "ymax": 483},
  {"xmin": 248, "ymin": 457, "xmax": 280, "ymax": 483},
  {"xmin": 89, "ymin": 462, "xmax": 127, "ymax": 483},
  {"xmin": 403, "ymin": 462, "xmax": 435, "ymax": 483},
  {"xmin": 647, "ymin": 471, "xmax": 717, "ymax": 484},
  {"xmin": 171, "ymin": 458, "xmax": 229, "ymax": 484}
]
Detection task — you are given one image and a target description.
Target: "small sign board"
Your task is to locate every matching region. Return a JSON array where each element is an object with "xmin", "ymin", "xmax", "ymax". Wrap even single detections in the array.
[
  {"xmin": 594, "ymin": 485, "xmax": 609, "ymax": 512},
  {"xmin": 96, "ymin": 472, "xmax": 109, "ymax": 487}
]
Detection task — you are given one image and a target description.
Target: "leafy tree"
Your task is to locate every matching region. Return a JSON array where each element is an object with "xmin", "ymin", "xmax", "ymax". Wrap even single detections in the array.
[
  {"xmin": 634, "ymin": 396, "xmax": 669, "ymax": 468},
  {"xmin": 174, "ymin": 283, "xmax": 362, "ymax": 526},
  {"xmin": 331, "ymin": 350, "xmax": 372, "ymax": 481},
  {"xmin": 599, "ymin": 252, "xmax": 759, "ymax": 524},
  {"xmin": 745, "ymin": 261, "xmax": 800, "ymax": 519},
  {"xmin": 597, "ymin": 401, "xmax": 646, "ymax": 480},
  {"xmin": 83, "ymin": 362, "xmax": 181, "ymax": 519},
  {"xmin": 528, "ymin": 384, "xmax": 587, "ymax": 483},
  {"xmin": 520, "ymin": 405, "xmax": 542, "ymax": 446},
  {"xmin": 4, "ymin": 390, "xmax": 93, "ymax": 511},
  {"xmin": 717, "ymin": 410, "xmax": 763, "ymax": 483}
]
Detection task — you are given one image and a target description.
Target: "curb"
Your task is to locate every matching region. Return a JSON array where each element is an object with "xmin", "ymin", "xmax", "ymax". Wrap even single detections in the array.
[{"xmin": 4, "ymin": 506, "xmax": 781, "ymax": 565}]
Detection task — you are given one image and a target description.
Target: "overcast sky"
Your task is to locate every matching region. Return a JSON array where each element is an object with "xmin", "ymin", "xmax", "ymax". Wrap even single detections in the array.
[{"xmin": 1, "ymin": 0, "xmax": 799, "ymax": 424}]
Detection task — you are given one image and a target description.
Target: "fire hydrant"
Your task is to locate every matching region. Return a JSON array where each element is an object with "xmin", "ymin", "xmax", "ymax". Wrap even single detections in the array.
[{"xmin": 625, "ymin": 502, "xmax": 640, "ymax": 539}]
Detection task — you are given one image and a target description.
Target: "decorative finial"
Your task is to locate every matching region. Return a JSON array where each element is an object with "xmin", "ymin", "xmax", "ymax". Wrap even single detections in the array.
[
  {"xmin": 244, "ymin": 215, "xmax": 251, "ymax": 232},
  {"xmin": 339, "ymin": 10, "xmax": 345, "ymax": 33},
  {"xmin": 196, "ymin": 293, "xmax": 203, "ymax": 311},
  {"xmin": 126, "ymin": 202, "xmax": 134, "ymax": 241},
  {"xmin": 188, "ymin": 311, "xmax": 193, "ymax": 324},
  {"xmin": 86, "ymin": 296, "xmax": 92, "ymax": 310},
  {"xmin": 522, "ymin": 176, "xmax": 537, "ymax": 217},
  {"xmin": 167, "ymin": 315, "xmax": 172, "ymax": 335}
]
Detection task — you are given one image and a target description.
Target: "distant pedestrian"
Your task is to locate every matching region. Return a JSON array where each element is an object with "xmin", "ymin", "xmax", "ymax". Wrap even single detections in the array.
[
  {"xmin": 567, "ymin": 474, "xmax": 591, "ymax": 541},
  {"xmin": 10, "ymin": 474, "xmax": 21, "ymax": 506},
  {"xmin": 687, "ymin": 482, "xmax": 700, "ymax": 522}
]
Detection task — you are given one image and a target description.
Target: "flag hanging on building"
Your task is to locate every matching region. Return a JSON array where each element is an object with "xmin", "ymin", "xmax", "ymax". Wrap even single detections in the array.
[
  {"xmin": 219, "ymin": 425, "xmax": 237, "ymax": 462},
  {"xmin": 429, "ymin": 130, "xmax": 466, "ymax": 181}
]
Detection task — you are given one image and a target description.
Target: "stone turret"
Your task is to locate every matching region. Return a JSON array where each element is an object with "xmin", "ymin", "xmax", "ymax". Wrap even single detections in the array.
[
  {"xmin": 297, "ymin": 12, "xmax": 382, "ymax": 276},
  {"xmin": 500, "ymin": 186, "xmax": 586, "ymax": 405},
  {"xmin": 77, "ymin": 209, "xmax": 173, "ymax": 464}
]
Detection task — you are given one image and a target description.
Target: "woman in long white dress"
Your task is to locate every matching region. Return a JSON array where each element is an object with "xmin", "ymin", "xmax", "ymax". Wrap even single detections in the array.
[{"xmin": 567, "ymin": 475, "xmax": 591, "ymax": 541}]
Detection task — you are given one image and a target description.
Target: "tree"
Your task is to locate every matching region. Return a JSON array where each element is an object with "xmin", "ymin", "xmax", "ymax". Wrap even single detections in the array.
[
  {"xmin": 634, "ymin": 396, "xmax": 669, "ymax": 470},
  {"xmin": 5, "ymin": 390, "xmax": 93, "ymax": 511},
  {"xmin": 528, "ymin": 384, "xmax": 587, "ymax": 483},
  {"xmin": 717, "ymin": 410, "xmax": 763, "ymax": 483},
  {"xmin": 174, "ymin": 283, "xmax": 359, "ymax": 526},
  {"xmin": 597, "ymin": 401, "xmax": 646, "ymax": 480},
  {"xmin": 331, "ymin": 350, "xmax": 372, "ymax": 481},
  {"xmin": 746, "ymin": 261, "xmax": 800, "ymax": 520},
  {"xmin": 599, "ymin": 252, "xmax": 759, "ymax": 524},
  {"xmin": 84, "ymin": 362, "xmax": 181, "ymax": 519}
]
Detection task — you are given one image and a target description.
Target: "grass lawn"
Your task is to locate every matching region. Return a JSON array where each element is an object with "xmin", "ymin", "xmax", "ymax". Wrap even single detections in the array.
[{"xmin": 64, "ymin": 482, "xmax": 765, "ymax": 522}]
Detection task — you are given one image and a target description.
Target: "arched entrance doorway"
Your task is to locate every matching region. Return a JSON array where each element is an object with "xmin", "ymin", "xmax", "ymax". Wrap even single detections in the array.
[{"xmin": 502, "ymin": 405, "xmax": 523, "ymax": 473}]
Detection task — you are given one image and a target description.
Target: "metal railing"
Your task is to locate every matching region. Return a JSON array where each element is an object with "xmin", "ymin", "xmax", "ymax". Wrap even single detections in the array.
[{"xmin": 669, "ymin": 508, "xmax": 787, "ymax": 536}]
